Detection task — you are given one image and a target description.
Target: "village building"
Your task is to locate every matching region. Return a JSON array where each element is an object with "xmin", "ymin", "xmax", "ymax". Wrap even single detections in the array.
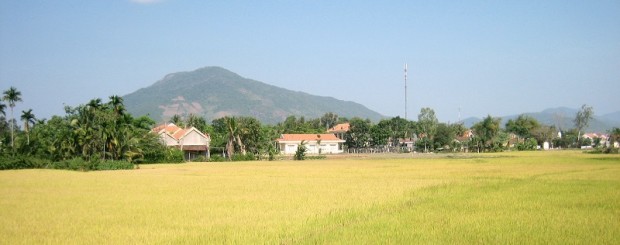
[
  {"xmin": 327, "ymin": 123, "xmax": 350, "ymax": 140},
  {"xmin": 152, "ymin": 123, "xmax": 211, "ymax": 160},
  {"xmin": 276, "ymin": 134, "xmax": 345, "ymax": 155}
]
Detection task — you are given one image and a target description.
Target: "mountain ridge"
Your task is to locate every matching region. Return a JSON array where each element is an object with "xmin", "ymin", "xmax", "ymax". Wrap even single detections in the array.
[{"xmin": 123, "ymin": 66, "xmax": 385, "ymax": 124}]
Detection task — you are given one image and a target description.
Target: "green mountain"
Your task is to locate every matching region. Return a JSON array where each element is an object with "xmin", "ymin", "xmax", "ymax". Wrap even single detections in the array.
[{"xmin": 123, "ymin": 66, "xmax": 384, "ymax": 124}]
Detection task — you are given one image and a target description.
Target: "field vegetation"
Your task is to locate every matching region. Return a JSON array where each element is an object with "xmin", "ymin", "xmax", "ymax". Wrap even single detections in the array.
[{"xmin": 1, "ymin": 151, "xmax": 618, "ymax": 244}]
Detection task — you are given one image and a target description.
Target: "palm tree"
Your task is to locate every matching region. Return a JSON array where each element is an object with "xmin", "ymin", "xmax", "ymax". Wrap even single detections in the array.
[
  {"xmin": 20, "ymin": 109, "xmax": 36, "ymax": 144},
  {"xmin": 0, "ymin": 101, "xmax": 6, "ymax": 117},
  {"xmin": 108, "ymin": 95, "xmax": 125, "ymax": 117},
  {"xmin": 3, "ymin": 87, "xmax": 22, "ymax": 148},
  {"xmin": 223, "ymin": 117, "xmax": 246, "ymax": 159}
]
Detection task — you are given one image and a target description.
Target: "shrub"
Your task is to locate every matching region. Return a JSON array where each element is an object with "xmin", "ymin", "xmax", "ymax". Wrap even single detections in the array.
[
  {"xmin": 231, "ymin": 153, "xmax": 256, "ymax": 161},
  {"xmin": 164, "ymin": 148, "xmax": 185, "ymax": 163},
  {"xmin": 52, "ymin": 158, "xmax": 97, "ymax": 171},
  {"xmin": 0, "ymin": 156, "xmax": 51, "ymax": 170},
  {"xmin": 96, "ymin": 160, "xmax": 134, "ymax": 170},
  {"xmin": 208, "ymin": 155, "xmax": 226, "ymax": 162},
  {"xmin": 191, "ymin": 156, "xmax": 208, "ymax": 162},
  {"xmin": 294, "ymin": 144, "xmax": 307, "ymax": 161},
  {"xmin": 305, "ymin": 155, "xmax": 326, "ymax": 160}
]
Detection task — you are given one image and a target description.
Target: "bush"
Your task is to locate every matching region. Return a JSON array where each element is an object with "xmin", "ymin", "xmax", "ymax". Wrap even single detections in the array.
[
  {"xmin": 231, "ymin": 153, "xmax": 256, "ymax": 161},
  {"xmin": 96, "ymin": 160, "xmax": 134, "ymax": 170},
  {"xmin": 51, "ymin": 158, "xmax": 134, "ymax": 171},
  {"xmin": 294, "ymin": 145, "xmax": 307, "ymax": 160},
  {"xmin": 51, "ymin": 158, "xmax": 97, "ymax": 171},
  {"xmin": 191, "ymin": 156, "xmax": 208, "ymax": 162},
  {"xmin": 305, "ymin": 155, "xmax": 326, "ymax": 160},
  {"xmin": 164, "ymin": 148, "xmax": 185, "ymax": 163},
  {"xmin": 0, "ymin": 156, "xmax": 51, "ymax": 170},
  {"xmin": 208, "ymin": 155, "xmax": 226, "ymax": 162},
  {"xmin": 516, "ymin": 138, "xmax": 538, "ymax": 151}
]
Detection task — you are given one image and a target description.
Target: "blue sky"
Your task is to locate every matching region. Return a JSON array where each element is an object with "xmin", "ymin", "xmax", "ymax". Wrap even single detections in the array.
[{"xmin": 1, "ymin": 0, "xmax": 619, "ymax": 123}]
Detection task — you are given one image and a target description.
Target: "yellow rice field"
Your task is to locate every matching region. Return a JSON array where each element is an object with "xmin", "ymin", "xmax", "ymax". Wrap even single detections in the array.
[{"xmin": 0, "ymin": 151, "xmax": 618, "ymax": 244}]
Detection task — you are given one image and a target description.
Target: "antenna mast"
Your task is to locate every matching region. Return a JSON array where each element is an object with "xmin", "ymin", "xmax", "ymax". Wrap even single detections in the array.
[{"xmin": 404, "ymin": 63, "xmax": 408, "ymax": 120}]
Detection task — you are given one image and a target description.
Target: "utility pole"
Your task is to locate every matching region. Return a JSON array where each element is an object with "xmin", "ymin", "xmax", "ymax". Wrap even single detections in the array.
[{"xmin": 404, "ymin": 63, "xmax": 408, "ymax": 120}]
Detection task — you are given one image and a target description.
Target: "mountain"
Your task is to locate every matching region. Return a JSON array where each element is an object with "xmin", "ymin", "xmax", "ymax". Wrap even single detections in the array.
[
  {"xmin": 462, "ymin": 107, "xmax": 620, "ymax": 133},
  {"xmin": 601, "ymin": 111, "xmax": 620, "ymax": 124},
  {"xmin": 123, "ymin": 66, "xmax": 384, "ymax": 124}
]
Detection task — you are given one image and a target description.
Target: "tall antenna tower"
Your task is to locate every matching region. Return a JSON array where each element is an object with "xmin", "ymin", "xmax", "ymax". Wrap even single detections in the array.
[{"xmin": 404, "ymin": 63, "xmax": 408, "ymax": 120}]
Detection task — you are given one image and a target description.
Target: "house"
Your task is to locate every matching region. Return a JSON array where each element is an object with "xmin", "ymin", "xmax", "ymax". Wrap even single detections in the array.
[
  {"xmin": 327, "ymin": 123, "xmax": 350, "ymax": 140},
  {"xmin": 276, "ymin": 134, "xmax": 345, "ymax": 155},
  {"xmin": 152, "ymin": 123, "xmax": 211, "ymax": 160},
  {"xmin": 582, "ymin": 133, "xmax": 610, "ymax": 147}
]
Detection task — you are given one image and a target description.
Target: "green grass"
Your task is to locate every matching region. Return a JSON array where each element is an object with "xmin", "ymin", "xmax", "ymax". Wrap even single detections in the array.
[{"xmin": 1, "ymin": 151, "xmax": 618, "ymax": 244}]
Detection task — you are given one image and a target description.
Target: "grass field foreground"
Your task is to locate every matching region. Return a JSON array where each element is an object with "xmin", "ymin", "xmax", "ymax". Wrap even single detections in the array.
[{"xmin": 0, "ymin": 151, "xmax": 619, "ymax": 244}]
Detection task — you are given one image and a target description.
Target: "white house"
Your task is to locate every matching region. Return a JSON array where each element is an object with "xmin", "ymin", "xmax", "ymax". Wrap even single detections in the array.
[
  {"xmin": 276, "ymin": 134, "xmax": 345, "ymax": 155},
  {"xmin": 152, "ymin": 123, "xmax": 211, "ymax": 160}
]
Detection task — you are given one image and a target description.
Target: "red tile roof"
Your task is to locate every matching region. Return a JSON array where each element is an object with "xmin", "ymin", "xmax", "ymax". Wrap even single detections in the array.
[
  {"xmin": 277, "ymin": 134, "xmax": 343, "ymax": 142},
  {"xmin": 327, "ymin": 123, "xmax": 350, "ymax": 132},
  {"xmin": 152, "ymin": 123, "xmax": 209, "ymax": 141}
]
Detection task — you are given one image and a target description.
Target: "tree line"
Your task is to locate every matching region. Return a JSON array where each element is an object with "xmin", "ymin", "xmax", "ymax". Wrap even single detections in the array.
[{"xmin": 1, "ymin": 86, "xmax": 618, "ymax": 169}]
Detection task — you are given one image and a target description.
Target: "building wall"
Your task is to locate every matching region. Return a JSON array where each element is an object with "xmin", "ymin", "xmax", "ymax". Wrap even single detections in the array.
[
  {"xmin": 279, "ymin": 140, "xmax": 343, "ymax": 154},
  {"xmin": 160, "ymin": 133, "xmax": 179, "ymax": 146},
  {"xmin": 180, "ymin": 130, "xmax": 210, "ymax": 147}
]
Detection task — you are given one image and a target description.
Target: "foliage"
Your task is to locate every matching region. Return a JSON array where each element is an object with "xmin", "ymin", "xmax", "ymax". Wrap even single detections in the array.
[
  {"xmin": 2, "ymin": 86, "xmax": 22, "ymax": 149},
  {"xmin": 345, "ymin": 118, "xmax": 371, "ymax": 149},
  {"xmin": 305, "ymin": 155, "xmax": 327, "ymax": 160},
  {"xmin": 0, "ymin": 156, "xmax": 50, "ymax": 170},
  {"xmin": 232, "ymin": 153, "xmax": 256, "ymax": 161},
  {"xmin": 369, "ymin": 124, "xmax": 389, "ymax": 147},
  {"xmin": 208, "ymin": 155, "xmax": 227, "ymax": 162},
  {"xmin": 191, "ymin": 156, "xmax": 208, "ymax": 162},
  {"xmin": 434, "ymin": 123, "xmax": 455, "ymax": 151},
  {"xmin": 96, "ymin": 160, "xmax": 135, "ymax": 170},
  {"xmin": 472, "ymin": 115, "xmax": 502, "ymax": 152},
  {"xmin": 50, "ymin": 158, "xmax": 133, "ymax": 171},
  {"xmin": 164, "ymin": 148, "xmax": 185, "ymax": 163},
  {"xmin": 516, "ymin": 138, "xmax": 538, "ymax": 151},
  {"xmin": 574, "ymin": 104, "xmax": 594, "ymax": 141},
  {"xmin": 505, "ymin": 114, "xmax": 540, "ymax": 140},
  {"xmin": 417, "ymin": 108, "xmax": 438, "ymax": 152},
  {"xmin": 294, "ymin": 140, "xmax": 307, "ymax": 160}
]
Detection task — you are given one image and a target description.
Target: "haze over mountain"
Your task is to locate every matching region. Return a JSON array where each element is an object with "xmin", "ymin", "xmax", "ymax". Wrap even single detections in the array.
[
  {"xmin": 462, "ymin": 107, "xmax": 620, "ymax": 133},
  {"xmin": 123, "ymin": 67, "xmax": 384, "ymax": 124}
]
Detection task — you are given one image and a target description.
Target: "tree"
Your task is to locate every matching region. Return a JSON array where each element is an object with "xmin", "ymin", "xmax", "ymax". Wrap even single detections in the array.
[
  {"xmin": 472, "ymin": 115, "xmax": 502, "ymax": 152},
  {"xmin": 294, "ymin": 140, "xmax": 307, "ymax": 160},
  {"xmin": 574, "ymin": 104, "xmax": 594, "ymax": 142},
  {"xmin": 0, "ymin": 101, "xmax": 5, "ymax": 117},
  {"xmin": 418, "ymin": 108, "xmax": 438, "ymax": 152},
  {"xmin": 3, "ymin": 86, "xmax": 22, "ymax": 149},
  {"xmin": 170, "ymin": 114, "xmax": 184, "ymax": 127},
  {"xmin": 320, "ymin": 112, "xmax": 339, "ymax": 130},
  {"xmin": 345, "ymin": 118, "xmax": 371, "ymax": 149},
  {"xmin": 20, "ymin": 109, "xmax": 36, "ymax": 144},
  {"xmin": 505, "ymin": 114, "xmax": 540, "ymax": 141},
  {"xmin": 217, "ymin": 116, "xmax": 247, "ymax": 160},
  {"xmin": 369, "ymin": 124, "xmax": 389, "ymax": 147},
  {"xmin": 108, "ymin": 95, "xmax": 125, "ymax": 117},
  {"xmin": 186, "ymin": 113, "xmax": 207, "ymax": 131},
  {"xmin": 609, "ymin": 127, "xmax": 620, "ymax": 148},
  {"xmin": 434, "ymin": 123, "xmax": 455, "ymax": 151}
]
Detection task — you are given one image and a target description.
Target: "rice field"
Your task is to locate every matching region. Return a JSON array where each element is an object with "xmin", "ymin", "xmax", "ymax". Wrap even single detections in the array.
[{"xmin": 0, "ymin": 151, "xmax": 619, "ymax": 244}]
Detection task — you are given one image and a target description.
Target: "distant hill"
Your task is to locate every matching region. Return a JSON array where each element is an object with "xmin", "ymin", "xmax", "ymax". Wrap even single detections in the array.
[
  {"xmin": 123, "ymin": 66, "xmax": 384, "ymax": 124},
  {"xmin": 462, "ymin": 107, "xmax": 620, "ymax": 133}
]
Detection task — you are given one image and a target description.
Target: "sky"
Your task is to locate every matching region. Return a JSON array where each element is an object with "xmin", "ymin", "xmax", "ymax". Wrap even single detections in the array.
[{"xmin": 1, "ymin": 0, "xmax": 619, "ymax": 123}]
